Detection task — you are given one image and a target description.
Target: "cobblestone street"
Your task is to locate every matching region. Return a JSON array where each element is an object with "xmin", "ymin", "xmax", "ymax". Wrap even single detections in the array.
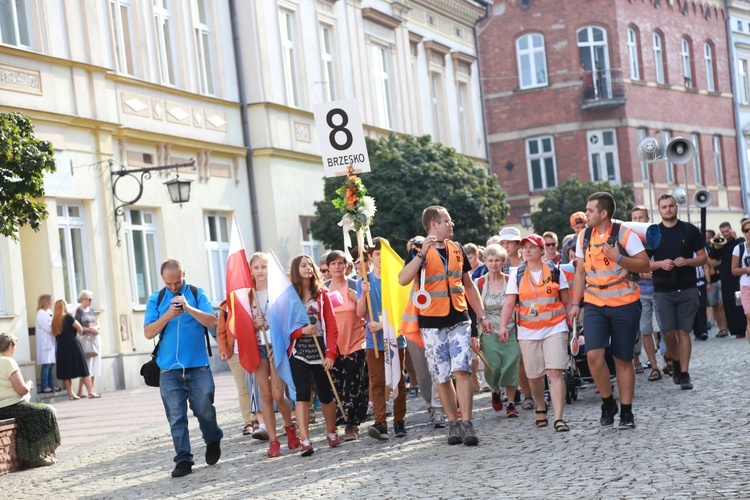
[{"xmin": 5, "ymin": 329, "xmax": 750, "ymax": 499}]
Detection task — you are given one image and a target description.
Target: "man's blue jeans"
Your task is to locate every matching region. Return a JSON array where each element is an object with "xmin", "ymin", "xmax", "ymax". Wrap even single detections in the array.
[
  {"xmin": 40, "ymin": 363, "xmax": 55, "ymax": 390},
  {"xmin": 160, "ymin": 366, "xmax": 223, "ymax": 465}
]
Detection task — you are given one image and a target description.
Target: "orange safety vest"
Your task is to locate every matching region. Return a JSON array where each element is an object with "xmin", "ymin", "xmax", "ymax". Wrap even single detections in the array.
[
  {"xmin": 579, "ymin": 225, "xmax": 640, "ymax": 307},
  {"xmin": 516, "ymin": 263, "xmax": 566, "ymax": 329},
  {"xmin": 400, "ymin": 240, "xmax": 467, "ymax": 343}
]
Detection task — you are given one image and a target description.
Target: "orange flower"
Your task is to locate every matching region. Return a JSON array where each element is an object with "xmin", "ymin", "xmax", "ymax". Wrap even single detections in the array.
[{"xmin": 346, "ymin": 187, "xmax": 358, "ymax": 209}]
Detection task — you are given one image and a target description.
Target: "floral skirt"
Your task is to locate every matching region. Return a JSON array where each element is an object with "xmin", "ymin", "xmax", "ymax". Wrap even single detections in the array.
[
  {"xmin": 0, "ymin": 401, "xmax": 60, "ymax": 463},
  {"xmin": 333, "ymin": 349, "xmax": 369, "ymax": 426}
]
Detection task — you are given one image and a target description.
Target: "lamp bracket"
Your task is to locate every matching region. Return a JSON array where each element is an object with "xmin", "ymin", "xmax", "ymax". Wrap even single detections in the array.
[{"xmin": 110, "ymin": 159, "xmax": 196, "ymax": 245}]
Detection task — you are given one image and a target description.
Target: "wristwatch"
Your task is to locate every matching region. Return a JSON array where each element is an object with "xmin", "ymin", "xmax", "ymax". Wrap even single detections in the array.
[{"xmin": 480, "ymin": 315, "xmax": 487, "ymax": 321}]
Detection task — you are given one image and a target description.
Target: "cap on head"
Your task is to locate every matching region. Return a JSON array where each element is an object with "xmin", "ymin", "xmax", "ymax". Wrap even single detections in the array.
[
  {"xmin": 519, "ymin": 234, "xmax": 545, "ymax": 248},
  {"xmin": 570, "ymin": 212, "xmax": 588, "ymax": 228},
  {"xmin": 499, "ymin": 227, "xmax": 522, "ymax": 242}
]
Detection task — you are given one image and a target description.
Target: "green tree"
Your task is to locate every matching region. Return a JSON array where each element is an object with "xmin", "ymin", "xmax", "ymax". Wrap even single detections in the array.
[
  {"xmin": 0, "ymin": 112, "xmax": 56, "ymax": 240},
  {"xmin": 531, "ymin": 177, "xmax": 635, "ymax": 239},
  {"xmin": 311, "ymin": 134, "xmax": 509, "ymax": 257}
]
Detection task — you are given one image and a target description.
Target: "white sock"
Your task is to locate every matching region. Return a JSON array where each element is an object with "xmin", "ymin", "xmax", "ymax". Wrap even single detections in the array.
[
  {"xmin": 259, "ymin": 423, "xmax": 267, "ymax": 431},
  {"xmin": 328, "ymin": 432, "xmax": 338, "ymax": 440},
  {"xmin": 301, "ymin": 439, "xmax": 310, "ymax": 446}
]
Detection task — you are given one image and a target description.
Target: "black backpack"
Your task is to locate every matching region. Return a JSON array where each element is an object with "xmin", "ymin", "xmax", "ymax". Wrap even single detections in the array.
[{"xmin": 581, "ymin": 222, "xmax": 638, "ymax": 282}]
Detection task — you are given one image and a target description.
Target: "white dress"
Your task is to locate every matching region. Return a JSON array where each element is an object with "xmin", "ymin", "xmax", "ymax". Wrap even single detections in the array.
[{"xmin": 35, "ymin": 308, "xmax": 56, "ymax": 365}]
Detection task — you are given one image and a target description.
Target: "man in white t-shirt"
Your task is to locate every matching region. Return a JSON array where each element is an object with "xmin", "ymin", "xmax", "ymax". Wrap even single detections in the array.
[
  {"xmin": 569, "ymin": 192, "xmax": 650, "ymax": 430},
  {"xmin": 498, "ymin": 234, "xmax": 572, "ymax": 432}
]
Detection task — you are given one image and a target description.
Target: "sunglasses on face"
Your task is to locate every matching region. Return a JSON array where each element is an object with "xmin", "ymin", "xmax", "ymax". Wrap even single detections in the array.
[
  {"xmin": 743, "ymin": 227, "xmax": 750, "ymax": 234},
  {"xmin": 320, "ymin": 268, "xmax": 329, "ymax": 273},
  {"xmin": 545, "ymin": 243, "xmax": 557, "ymax": 247}
]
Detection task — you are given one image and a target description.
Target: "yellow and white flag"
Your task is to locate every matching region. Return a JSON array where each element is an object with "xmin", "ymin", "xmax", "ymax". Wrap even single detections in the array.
[{"xmin": 380, "ymin": 238, "xmax": 412, "ymax": 398}]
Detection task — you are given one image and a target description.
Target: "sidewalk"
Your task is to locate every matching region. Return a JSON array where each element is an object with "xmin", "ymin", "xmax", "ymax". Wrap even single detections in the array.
[{"xmin": 4, "ymin": 331, "xmax": 750, "ymax": 498}]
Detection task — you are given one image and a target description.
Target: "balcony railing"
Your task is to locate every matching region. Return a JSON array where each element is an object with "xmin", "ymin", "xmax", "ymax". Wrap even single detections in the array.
[{"xmin": 581, "ymin": 68, "xmax": 626, "ymax": 110}]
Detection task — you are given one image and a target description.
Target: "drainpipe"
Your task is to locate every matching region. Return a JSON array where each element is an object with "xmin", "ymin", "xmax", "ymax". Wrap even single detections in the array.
[
  {"xmin": 727, "ymin": 4, "xmax": 750, "ymax": 216},
  {"xmin": 473, "ymin": 0, "xmax": 492, "ymax": 165},
  {"xmin": 229, "ymin": 0, "xmax": 262, "ymax": 248}
]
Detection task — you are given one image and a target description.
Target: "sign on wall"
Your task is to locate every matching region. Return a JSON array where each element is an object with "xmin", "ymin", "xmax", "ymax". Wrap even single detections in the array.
[{"xmin": 313, "ymin": 99, "xmax": 371, "ymax": 177}]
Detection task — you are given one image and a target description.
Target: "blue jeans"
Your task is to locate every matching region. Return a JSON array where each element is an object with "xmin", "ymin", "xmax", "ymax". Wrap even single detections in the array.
[
  {"xmin": 40, "ymin": 363, "xmax": 56, "ymax": 390},
  {"xmin": 160, "ymin": 366, "xmax": 223, "ymax": 465}
]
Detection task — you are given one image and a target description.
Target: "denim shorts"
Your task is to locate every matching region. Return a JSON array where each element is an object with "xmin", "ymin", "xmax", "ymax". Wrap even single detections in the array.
[
  {"xmin": 420, "ymin": 321, "xmax": 472, "ymax": 384},
  {"xmin": 583, "ymin": 301, "xmax": 641, "ymax": 361},
  {"xmin": 639, "ymin": 294, "xmax": 660, "ymax": 335},
  {"xmin": 654, "ymin": 288, "xmax": 700, "ymax": 333},
  {"xmin": 707, "ymin": 280, "xmax": 722, "ymax": 307},
  {"xmin": 258, "ymin": 344, "xmax": 268, "ymax": 360}
]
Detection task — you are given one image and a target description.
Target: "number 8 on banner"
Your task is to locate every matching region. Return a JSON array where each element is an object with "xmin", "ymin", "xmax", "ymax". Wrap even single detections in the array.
[{"xmin": 313, "ymin": 99, "xmax": 372, "ymax": 178}]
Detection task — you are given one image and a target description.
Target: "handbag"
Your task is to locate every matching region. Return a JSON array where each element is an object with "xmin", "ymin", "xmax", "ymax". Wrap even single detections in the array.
[
  {"xmin": 140, "ymin": 336, "xmax": 161, "ymax": 387},
  {"xmin": 78, "ymin": 333, "xmax": 99, "ymax": 358}
]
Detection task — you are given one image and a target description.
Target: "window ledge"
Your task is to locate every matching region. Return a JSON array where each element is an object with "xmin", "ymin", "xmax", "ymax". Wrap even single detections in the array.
[
  {"xmin": 0, "ymin": 315, "xmax": 15, "ymax": 320},
  {"xmin": 131, "ymin": 305, "xmax": 147, "ymax": 313},
  {"xmin": 514, "ymin": 84, "xmax": 550, "ymax": 94}
]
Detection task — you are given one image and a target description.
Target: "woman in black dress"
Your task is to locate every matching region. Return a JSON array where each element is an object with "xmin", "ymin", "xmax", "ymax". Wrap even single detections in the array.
[{"xmin": 51, "ymin": 300, "xmax": 97, "ymax": 400}]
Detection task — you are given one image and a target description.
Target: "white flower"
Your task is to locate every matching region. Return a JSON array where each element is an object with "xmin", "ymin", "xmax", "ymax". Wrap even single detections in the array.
[{"xmin": 361, "ymin": 196, "xmax": 377, "ymax": 217}]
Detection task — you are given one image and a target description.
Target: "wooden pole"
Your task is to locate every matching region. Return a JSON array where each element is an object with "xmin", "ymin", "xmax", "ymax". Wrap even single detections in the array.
[
  {"xmin": 311, "ymin": 335, "xmax": 347, "ymax": 422},
  {"xmin": 477, "ymin": 351, "xmax": 493, "ymax": 374},
  {"xmin": 250, "ymin": 289, "xmax": 279, "ymax": 391},
  {"xmin": 357, "ymin": 229, "xmax": 378, "ymax": 358}
]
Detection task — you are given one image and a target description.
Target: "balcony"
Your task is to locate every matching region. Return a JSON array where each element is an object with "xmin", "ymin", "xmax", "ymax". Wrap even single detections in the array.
[{"xmin": 581, "ymin": 68, "xmax": 626, "ymax": 110}]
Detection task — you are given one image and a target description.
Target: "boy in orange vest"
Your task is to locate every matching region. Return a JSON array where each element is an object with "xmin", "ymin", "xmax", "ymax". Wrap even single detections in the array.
[
  {"xmin": 399, "ymin": 206, "xmax": 493, "ymax": 446},
  {"xmin": 569, "ymin": 192, "xmax": 650, "ymax": 430}
]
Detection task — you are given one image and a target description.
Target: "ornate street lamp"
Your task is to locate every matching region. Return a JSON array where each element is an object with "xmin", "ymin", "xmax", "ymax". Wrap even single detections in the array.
[
  {"xmin": 520, "ymin": 212, "xmax": 532, "ymax": 229},
  {"xmin": 110, "ymin": 159, "xmax": 196, "ymax": 245}
]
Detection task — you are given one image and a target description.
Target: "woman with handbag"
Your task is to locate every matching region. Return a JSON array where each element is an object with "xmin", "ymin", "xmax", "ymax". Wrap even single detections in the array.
[
  {"xmin": 75, "ymin": 290, "xmax": 101, "ymax": 397},
  {"xmin": 52, "ymin": 299, "xmax": 98, "ymax": 399}
]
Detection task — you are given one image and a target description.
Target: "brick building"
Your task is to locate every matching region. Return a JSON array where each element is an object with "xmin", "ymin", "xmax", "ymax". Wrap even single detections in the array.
[{"xmin": 479, "ymin": 0, "xmax": 743, "ymax": 229}]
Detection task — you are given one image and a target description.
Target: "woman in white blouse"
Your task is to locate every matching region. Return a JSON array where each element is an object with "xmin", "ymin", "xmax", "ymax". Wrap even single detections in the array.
[{"xmin": 35, "ymin": 294, "xmax": 58, "ymax": 393}]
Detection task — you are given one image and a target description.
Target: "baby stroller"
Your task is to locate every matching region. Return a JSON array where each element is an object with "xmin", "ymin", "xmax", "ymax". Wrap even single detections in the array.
[{"xmin": 565, "ymin": 316, "xmax": 616, "ymax": 404}]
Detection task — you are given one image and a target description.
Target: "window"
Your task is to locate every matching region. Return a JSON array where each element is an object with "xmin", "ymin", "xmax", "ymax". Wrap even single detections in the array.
[
  {"xmin": 124, "ymin": 209, "xmax": 160, "ymax": 305},
  {"xmin": 430, "ymin": 73, "xmax": 443, "ymax": 142},
  {"xmin": 577, "ymin": 26, "xmax": 610, "ymax": 98},
  {"xmin": 194, "ymin": 0, "xmax": 214, "ymax": 95},
  {"xmin": 153, "ymin": 0, "xmax": 176, "ymax": 85},
  {"xmin": 371, "ymin": 44, "xmax": 393, "ymax": 129},
  {"xmin": 627, "ymin": 27, "xmax": 640, "ymax": 80},
  {"xmin": 0, "ymin": 0, "xmax": 31, "ymax": 47},
  {"xmin": 663, "ymin": 130, "xmax": 674, "ymax": 183},
  {"xmin": 110, "ymin": 0, "xmax": 134, "ymax": 75},
  {"xmin": 713, "ymin": 135, "xmax": 724, "ymax": 185},
  {"xmin": 704, "ymin": 42, "xmax": 715, "ymax": 92},
  {"xmin": 739, "ymin": 58, "xmax": 750, "ymax": 105},
  {"xmin": 653, "ymin": 32, "xmax": 665, "ymax": 84},
  {"xmin": 587, "ymin": 130, "xmax": 619, "ymax": 183},
  {"xmin": 681, "ymin": 37, "xmax": 693, "ymax": 88},
  {"xmin": 204, "ymin": 214, "xmax": 229, "ymax": 305},
  {"xmin": 516, "ymin": 33, "xmax": 548, "ymax": 89},
  {"xmin": 526, "ymin": 136, "xmax": 557, "ymax": 190},
  {"xmin": 457, "ymin": 82, "xmax": 470, "ymax": 153},
  {"xmin": 299, "ymin": 217, "xmax": 321, "ymax": 263},
  {"xmin": 279, "ymin": 9, "xmax": 299, "ymax": 107},
  {"xmin": 57, "ymin": 203, "xmax": 90, "ymax": 305},
  {"xmin": 319, "ymin": 24, "xmax": 336, "ymax": 102},
  {"xmin": 691, "ymin": 133, "xmax": 702, "ymax": 185},
  {"xmin": 637, "ymin": 128, "xmax": 649, "ymax": 181}
]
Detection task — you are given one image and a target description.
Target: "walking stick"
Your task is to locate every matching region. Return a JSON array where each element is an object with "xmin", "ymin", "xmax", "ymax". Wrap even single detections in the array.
[
  {"xmin": 251, "ymin": 289, "xmax": 279, "ymax": 391},
  {"xmin": 477, "ymin": 351, "xmax": 494, "ymax": 374},
  {"xmin": 311, "ymin": 335, "xmax": 347, "ymax": 423},
  {"xmin": 357, "ymin": 229, "xmax": 378, "ymax": 358}
]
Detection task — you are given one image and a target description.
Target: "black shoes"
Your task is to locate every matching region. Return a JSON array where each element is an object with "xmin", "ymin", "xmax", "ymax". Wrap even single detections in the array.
[
  {"xmin": 618, "ymin": 413, "xmax": 636, "ymax": 430},
  {"xmin": 447, "ymin": 421, "xmax": 464, "ymax": 445},
  {"xmin": 462, "ymin": 421, "xmax": 479, "ymax": 446},
  {"xmin": 600, "ymin": 400, "xmax": 619, "ymax": 426},
  {"xmin": 696, "ymin": 332, "xmax": 708, "ymax": 341},
  {"xmin": 367, "ymin": 423, "xmax": 389, "ymax": 441},
  {"xmin": 206, "ymin": 440, "xmax": 221, "ymax": 465},
  {"xmin": 672, "ymin": 360, "xmax": 682, "ymax": 385},
  {"xmin": 679, "ymin": 372, "xmax": 693, "ymax": 390},
  {"xmin": 171, "ymin": 461, "xmax": 192, "ymax": 478},
  {"xmin": 394, "ymin": 422, "xmax": 407, "ymax": 438}
]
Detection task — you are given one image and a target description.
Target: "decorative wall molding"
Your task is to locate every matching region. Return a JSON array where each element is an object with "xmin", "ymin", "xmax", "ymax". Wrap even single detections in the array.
[{"xmin": 0, "ymin": 63, "xmax": 42, "ymax": 95}]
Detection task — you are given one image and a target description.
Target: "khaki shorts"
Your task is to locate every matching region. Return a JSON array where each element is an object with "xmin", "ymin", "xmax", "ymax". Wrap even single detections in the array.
[{"xmin": 519, "ymin": 332, "xmax": 568, "ymax": 379}]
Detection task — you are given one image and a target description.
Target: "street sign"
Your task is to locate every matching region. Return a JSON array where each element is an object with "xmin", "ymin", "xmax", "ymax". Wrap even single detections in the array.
[{"xmin": 313, "ymin": 98, "xmax": 371, "ymax": 177}]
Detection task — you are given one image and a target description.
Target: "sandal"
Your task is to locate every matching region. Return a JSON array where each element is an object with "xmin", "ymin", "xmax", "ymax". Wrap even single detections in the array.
[
  {"xmin": 534, "ymin": 407, "xmax": 548, "ymax": 428},
  {"xmin": 553, "ymin": 419, "xmax": 570, "ymax": 432},
  {"xmin": 635, "ymin": 364, "xmax": 644, "ymax": 374},
  {"xmin": 717, "ymin": 329, "xmax": 729, "ymax": 338},
  {"xmin": 521, "ymin": 397, "xmax": 534, "ymax": 410},
  {"xmin": 648, "ymin": 369, "xmax": 662, "ymax": 382}
]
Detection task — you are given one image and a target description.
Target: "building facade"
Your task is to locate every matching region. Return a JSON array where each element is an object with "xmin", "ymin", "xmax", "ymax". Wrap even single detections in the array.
[
  {"xmin": 0, "ymin": 0, "xmax": 249, "ymax": 393},
  {"xmin": 479, "ymin": 0, "xmax": 743, "ymax": 230},
  {"xmin": 236, "ymin": 0, "xmax": 489, "ymax": 265},
  {"xmin": 727, "ymin": 0, "xmax": 750, "ymax": 204}
]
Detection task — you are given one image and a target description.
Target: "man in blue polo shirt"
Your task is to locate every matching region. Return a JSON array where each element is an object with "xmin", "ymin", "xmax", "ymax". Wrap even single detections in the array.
[{"xmin": 144, "ymin": 259, "xmax": 221, "ymax": 478}]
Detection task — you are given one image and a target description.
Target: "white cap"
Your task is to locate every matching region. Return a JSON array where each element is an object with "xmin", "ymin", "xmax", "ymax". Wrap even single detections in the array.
[{"xmin": 498, "ymin": 227, "xmax": 522, "ymax": 242}]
